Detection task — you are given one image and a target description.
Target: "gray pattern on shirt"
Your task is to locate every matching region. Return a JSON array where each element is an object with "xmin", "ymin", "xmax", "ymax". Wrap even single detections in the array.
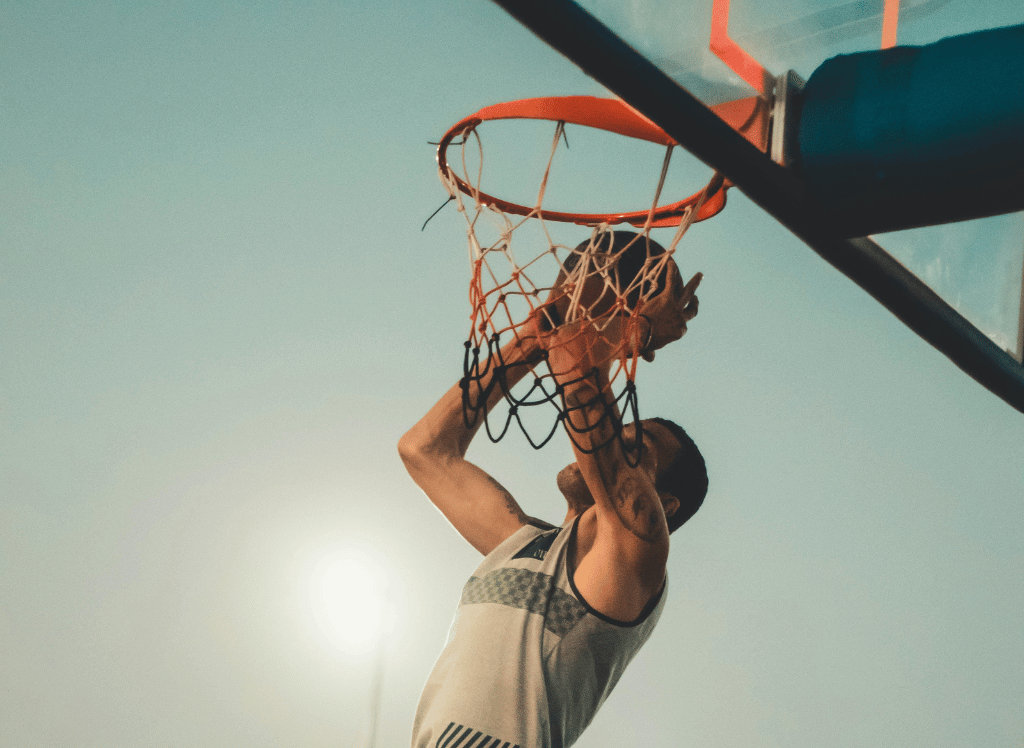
[{"xmin": 461, "ymin": 568, "xmax": 587, "ymax": 637}]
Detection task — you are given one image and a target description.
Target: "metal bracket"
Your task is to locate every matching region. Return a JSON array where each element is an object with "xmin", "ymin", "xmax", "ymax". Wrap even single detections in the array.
[{"xmin": 770, "ymin": 70, "xmax": 805, "ymax": 168}]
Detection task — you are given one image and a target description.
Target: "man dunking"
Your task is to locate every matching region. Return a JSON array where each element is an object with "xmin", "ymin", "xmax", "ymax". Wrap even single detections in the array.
[{"xmin": 399, "ymin": 232, "xmax": 708, "ymax": 748}]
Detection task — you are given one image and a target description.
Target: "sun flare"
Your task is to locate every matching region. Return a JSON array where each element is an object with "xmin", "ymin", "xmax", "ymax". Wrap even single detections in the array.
[{"xmin": 308, "ymin": 548, "xmax": 390, "ymax": 654}]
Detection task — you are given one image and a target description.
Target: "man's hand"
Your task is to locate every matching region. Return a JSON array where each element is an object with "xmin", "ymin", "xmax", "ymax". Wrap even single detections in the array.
[
  {"xmin": 535, "ymin": 256, "xmax": 701, "ymax": 367},
  {"xmin": 528, "ymin": 311, "xmax": 647, "ymax": 382},
  {"xmin": 638, "ymin": 263, "xmax": 701, "ymax": 362}
]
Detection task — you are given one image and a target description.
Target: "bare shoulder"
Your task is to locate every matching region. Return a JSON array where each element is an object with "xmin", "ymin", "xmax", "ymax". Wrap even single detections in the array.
[{"xmin": 570, "ymin": 510, "xmax": 668, "ymax": 622}]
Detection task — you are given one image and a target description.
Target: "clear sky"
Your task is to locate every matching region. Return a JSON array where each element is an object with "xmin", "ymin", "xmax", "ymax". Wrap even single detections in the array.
[{"xmin": 1, "ymin": 1, "xmax": 1022, "ymax": 747}]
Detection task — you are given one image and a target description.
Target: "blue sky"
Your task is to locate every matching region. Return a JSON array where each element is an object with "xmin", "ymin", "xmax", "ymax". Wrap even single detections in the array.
[{"xmin": 2, "ymin": 1, "xmax": 1022, "ymax": 746}]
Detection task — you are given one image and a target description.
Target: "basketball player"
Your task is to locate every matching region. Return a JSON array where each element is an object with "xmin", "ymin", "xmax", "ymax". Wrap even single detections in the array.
[{"xmin": 399, "ymin": 232, "xmax": 707, "ymax": 748}]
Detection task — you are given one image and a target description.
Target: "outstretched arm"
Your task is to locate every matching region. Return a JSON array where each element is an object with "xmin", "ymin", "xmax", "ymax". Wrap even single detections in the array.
[
  {"xmin": 549, "ymin": 265, "xmax": 701, "ymax": 546},
  {"xmin": 544, "ymin": 268, "xmax": 701, "ymax": 616},
  {"xmin": 398, "ymin": 334, "xmax": 548, "ymax": 555},
  {"xmin": 547, "ymin": 329, "xmax": 670, "ymax": 553}
]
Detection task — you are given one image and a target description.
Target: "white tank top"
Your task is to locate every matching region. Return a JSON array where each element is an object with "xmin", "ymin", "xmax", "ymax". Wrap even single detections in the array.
[{"xmin": 412, "ymin": 514, "xmax": 667, "ymax": 748}]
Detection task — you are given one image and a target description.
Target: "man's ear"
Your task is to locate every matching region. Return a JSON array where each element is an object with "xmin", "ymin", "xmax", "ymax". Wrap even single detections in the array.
[{"xmin": 661, "ymin": 493, "xmax": 680, "ymax": 519}]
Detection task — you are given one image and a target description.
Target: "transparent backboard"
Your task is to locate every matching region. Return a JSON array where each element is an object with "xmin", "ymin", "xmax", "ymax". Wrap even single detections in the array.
[{"xmin": 574, "ymin": 0, "xmax": 1024, "ymax": 361}]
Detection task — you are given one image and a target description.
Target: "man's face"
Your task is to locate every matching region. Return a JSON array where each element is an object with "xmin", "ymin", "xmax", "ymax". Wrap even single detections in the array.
[
  {"xmin": 556, "ymin": 420, "xmax": 681, "ymax": 516},
  {"xmin": 622, "ymin": 420, "xmax": 675, "ymax": 480}
]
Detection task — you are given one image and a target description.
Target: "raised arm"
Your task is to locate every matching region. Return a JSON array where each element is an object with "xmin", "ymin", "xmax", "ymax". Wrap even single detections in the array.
[
  {"xmin": 398, "ymin": 334, "xmax": 548, "ymax": 555},
  {"xmin": 544, "ymin": 266, "xmax": 701, "ymax": 614},
  {"xmin": 547, "ymin": 330, "xmax": 671, "ymax": 556}
]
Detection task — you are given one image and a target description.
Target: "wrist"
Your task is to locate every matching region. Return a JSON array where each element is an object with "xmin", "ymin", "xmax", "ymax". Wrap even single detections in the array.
[
  {"xmin": 547, "ymin": 342, "xmax": 611, "ymax": 386},
  {"xmin": 505, "ymin": 330, "xmax": 544, "ymax": 365}
]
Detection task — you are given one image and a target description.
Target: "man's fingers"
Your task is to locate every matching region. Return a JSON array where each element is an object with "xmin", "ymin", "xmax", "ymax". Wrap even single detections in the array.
[
  {"xmin": 683, "ymin": 293, "xmax": 699, "ymax": 321},
  {"xmin": 660, "ymin": 261, "xmax": 682, "ymax": 297},
  {"xmin": 682, "ymin": 272, "xmax": 703, "ymax": 299}
]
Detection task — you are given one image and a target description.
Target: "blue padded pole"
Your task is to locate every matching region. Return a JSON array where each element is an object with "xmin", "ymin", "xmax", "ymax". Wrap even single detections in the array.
[{"xmin": 798, "ymin": 23, "xmax": 1024, "ymax": 237}]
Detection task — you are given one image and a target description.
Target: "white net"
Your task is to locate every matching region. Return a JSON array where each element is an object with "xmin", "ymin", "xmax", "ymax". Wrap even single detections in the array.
[{"xmin": 440, "ymin": 118, "xmax": 714, "ymax": 452}]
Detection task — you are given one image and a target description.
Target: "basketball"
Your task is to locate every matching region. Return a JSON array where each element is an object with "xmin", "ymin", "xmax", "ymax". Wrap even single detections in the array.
[{"xmin": 540, "ymin": 231, "xmax": 671, "ymax": 330}]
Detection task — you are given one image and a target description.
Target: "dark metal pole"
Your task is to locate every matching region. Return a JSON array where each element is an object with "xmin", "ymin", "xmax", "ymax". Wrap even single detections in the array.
[{"xmin": 488, "ymin": 0, "xmax": 1024, "ymax": 414}]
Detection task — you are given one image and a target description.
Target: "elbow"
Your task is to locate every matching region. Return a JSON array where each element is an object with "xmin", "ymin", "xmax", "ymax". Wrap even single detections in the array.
[
  {"xmin": 397, "ymin": 429, "xmax": 425, "ymax": 469},
  {"xmin": 397, "ymin": 426, "xmax": 450, "ymax": 474},
  {"xmin": 398, "ymin": 416, "xmax": 468, "ymax": 469},
  {"xmin": 398, "ymin": 428, "xmax": 460, "ymax": 487},
  {"xmin": 398, "ymin": 434, "xmax": 431, "ymax": 483}
]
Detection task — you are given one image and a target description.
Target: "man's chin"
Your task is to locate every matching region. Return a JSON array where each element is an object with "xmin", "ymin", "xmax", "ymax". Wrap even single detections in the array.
[
  {"xmin": 557, "ymin": 466, "xmax": 593, "ymax": 507},
  {"xmin": 564, "ymin": 496, "xmax": 595, "ymax": 516}
]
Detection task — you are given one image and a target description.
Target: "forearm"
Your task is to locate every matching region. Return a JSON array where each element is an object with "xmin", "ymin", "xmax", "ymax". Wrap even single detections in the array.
[
  {"xmin": 545, "ymin": 320, "xmax": 631, "ymax": 455},
  {"xmin": 549, "ymin": 345, "xmax": 667, "ymax": 543},
  {"xmin": 399, "ymin": 334, "xmax": 543, "ymax": 460}
]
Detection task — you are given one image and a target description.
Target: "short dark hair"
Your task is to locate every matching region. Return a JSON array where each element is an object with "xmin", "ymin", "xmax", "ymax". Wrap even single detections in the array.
[
  {"xmin": 563, "ymin": 231, "xmax": 670, "ymax": 309},
  {"xmin": 646, "ymin": 417, "xmax": 707, "ymax": 533}
]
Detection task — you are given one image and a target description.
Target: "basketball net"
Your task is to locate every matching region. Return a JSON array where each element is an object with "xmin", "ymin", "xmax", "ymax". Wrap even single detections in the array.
[{"xmin": 440, "ymin": 119, "xmax": 713, "ymax": 458}]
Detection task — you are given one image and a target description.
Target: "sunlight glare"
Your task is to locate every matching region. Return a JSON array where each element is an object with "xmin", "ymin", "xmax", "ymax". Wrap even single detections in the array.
[{"xmin": 309, "ymin": 548, "xmax": 391, "ymax": 654}]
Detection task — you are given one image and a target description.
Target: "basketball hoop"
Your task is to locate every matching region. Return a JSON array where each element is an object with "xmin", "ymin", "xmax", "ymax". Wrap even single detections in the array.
[
  {"xmin": 436, "ymin": 96, "xmax": 731, "ymax": 228},
  {"xmin": 434, "ymin": 96, "xmax": 758, "ymax": 454}
]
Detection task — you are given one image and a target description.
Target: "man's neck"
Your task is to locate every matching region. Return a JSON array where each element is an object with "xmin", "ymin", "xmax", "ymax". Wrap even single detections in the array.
[{"xmin": 562, "ymin": 503, "xmax": 589, "ymax": 525}]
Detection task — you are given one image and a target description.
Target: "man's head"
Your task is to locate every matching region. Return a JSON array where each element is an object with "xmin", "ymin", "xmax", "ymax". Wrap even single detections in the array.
[
  {"xmin": 556, "ymin": 417, "xmax": 708, "ymax": 533},
  {"xmin": 643, "ymin": 417, "xmax": 708, "ymax": 533}
]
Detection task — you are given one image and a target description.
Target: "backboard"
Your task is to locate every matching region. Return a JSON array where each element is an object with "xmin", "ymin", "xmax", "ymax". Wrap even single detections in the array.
[
  {"xmin": 489, "ymin": 0, "xmax": 1024, "ymax": 412},
  {"xmin": 574, "ymin": 0, "xmax": 1019, "ymax": 103}
]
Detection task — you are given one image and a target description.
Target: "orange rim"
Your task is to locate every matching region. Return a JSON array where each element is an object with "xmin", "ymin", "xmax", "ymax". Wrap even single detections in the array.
[{"xmin": 436, "ymin": 96, "xmax": 747, "ymax": 227}]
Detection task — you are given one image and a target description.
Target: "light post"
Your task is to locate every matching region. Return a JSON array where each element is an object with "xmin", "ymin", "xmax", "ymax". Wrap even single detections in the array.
[{"xmin": 363, "ymin": 607, "xmax": 388, "ymax": 748}]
